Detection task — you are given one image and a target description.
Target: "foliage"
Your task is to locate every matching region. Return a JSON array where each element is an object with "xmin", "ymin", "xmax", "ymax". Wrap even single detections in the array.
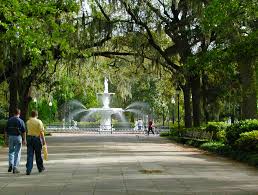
[
  {"xmin": 200, "ymin": 141, "xmax": 226, "ymax": 152},
  {"xmin": 200, "ymin": 141, "xmax": 258, "ymax": 167},
  {"xmin": 205, "ymin": 122, "xmax": 228, "ymax": 141},
  {"xmin": 215, "ymin": 130, "xmax": 226, "ymax": 142},
  {"xmin": 235, "ymin": 130, "xmax": 258, "ymax": 151},
  {"xmin": 0, "ymin": 134, "xmax": 4, "ymax": 146},
  {"xmin": 0, "ymin": 0, "xmax": 257, "ymax": 126},
  {"xmin": 205, "ymin": 122, "xmax": 228, "ymax": 133},
  {"xmin": 200, "ymin": 0, "xmax": 258, "ymax": 119},
  {"xmin": 225, "ymin": 120, "xmax": 258, "ymax": 146},
  {"xmin": 159, "ymin": 131, "xmax": 170, "ymax": 137},
  {"xmin": 0, "ymin": 119, "xmax": 7, "ymax": 134}
]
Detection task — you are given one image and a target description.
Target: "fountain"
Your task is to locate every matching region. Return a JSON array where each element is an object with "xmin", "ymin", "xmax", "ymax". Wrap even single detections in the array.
[
  {"xmin": 60, "ymin": 77, "xmax": 150, "ymax": 132},
  {"xmin": 86, "ymin": 77, "xmax": 123, "ymax": 131}
]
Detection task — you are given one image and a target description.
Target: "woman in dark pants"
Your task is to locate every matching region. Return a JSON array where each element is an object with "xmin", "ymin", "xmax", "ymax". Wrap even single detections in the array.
[{"xmin": 147, "ymin": 120, "xmax": 155, "ymax": 135}]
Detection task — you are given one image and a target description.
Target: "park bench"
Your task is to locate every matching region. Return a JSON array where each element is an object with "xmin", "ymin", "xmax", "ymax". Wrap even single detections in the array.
[{"xmin": 178, "ymin": 130, "xmax": 213, "ymax": 144}]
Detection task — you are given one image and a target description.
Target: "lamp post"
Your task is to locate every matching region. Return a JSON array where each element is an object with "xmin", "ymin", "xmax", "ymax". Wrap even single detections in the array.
[
  {"xmin": 162, "ymin": 102, "xmax": 165, "ymax": 127},
  {"xmin": 176, "ymin": 86, "xmax": 181, "ymax": 129},
  {"xmin": 48, "ymin": 101, "xmax": 52, "ymax": 126},
  {"xmin": 171, "ymin": 97, "xmax": 175, "ymax": 124}
]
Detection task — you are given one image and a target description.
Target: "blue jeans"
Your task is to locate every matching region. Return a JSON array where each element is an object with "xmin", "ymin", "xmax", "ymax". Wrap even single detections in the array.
[
  {"xmin": 26, "ymin": 136, "xmax": 44, "ymax": 172},
  {"xmin": 8, "ymin": 135, "xmax": 22, "ymax": 169}
]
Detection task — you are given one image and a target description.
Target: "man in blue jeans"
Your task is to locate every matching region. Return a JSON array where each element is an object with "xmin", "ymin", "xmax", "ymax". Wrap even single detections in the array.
[
  {"xmin": 26, "ymin": 110, "xmax": 46, "ymax": 175},
  {"xmin": 5, "ymin": 108, "xmax": 26, "ymax": 174}
]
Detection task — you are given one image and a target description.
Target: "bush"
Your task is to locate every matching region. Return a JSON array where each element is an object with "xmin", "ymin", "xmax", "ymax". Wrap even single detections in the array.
[
  {"xmin": 235, "ymin": 130, "xmax": 258, "ymax": 151},
  {"xmin": 205, "ymin": 122, "xmax": 228, "ymax": 141},
  {"xmin": 0, "ymin": 120, "xmax": 7, "ymax": 134},
  {"xmin": 159, "ymin": 132, "xmax": 170, "ymax": 137},
  {"xmin": 225, "ymin": 119, "xmax": 258, "ymax": 146},
  {"xmin": 215, "ymin": 130, "xmax": 226, "ymax": 142},
  {"xmin": 0, "ymin": 134, "xmax": 4, "ymax": 146},
  {"xmin": 200, "ymin": 141, "xmax": 258, "ymax": 167},
  {"xmin": 205, "ymin": 122, "xmax": 228, "ymax": 133},
  {"xmin": 200, "ymin": 141, "xmax": 226, "ymax": 153}
]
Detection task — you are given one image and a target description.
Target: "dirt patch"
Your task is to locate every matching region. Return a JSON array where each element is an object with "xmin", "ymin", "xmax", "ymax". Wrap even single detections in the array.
[{"xmin": 139, "ymin": 169, "xmax": 163, "ymax": 174}]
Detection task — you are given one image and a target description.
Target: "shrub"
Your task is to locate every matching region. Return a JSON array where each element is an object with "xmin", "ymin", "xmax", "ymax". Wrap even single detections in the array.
[
  {"xmin": 215, "ymin": 130, "xmax": 226, "ymax": 142},
  {"xmin": 160, "ymin": 132, "xmax": 170, "ymax": 137},
  {"xmin": 235, "ymin": 130, "xmax": 258, "ymax": 151},
  {"xmin": 200, "ymin": 141, "xmax": 226, "ymax": 152},
  {"xmin": 225, "ymin": 119, "xmax": 258, "ymax": 146},
  {"xmin": 0, "ymin": 134, "xmax": 4, "ymax": 146},
  {"xmin": 0, "ymin": 120, "xmax": 7, "ymax": 134},
  {"xmin": 205, "ymin": 122, "xmax": 228, "ymax": 141},
  {"xmin": 205, "ymin": 122, "xmax": 228, "ymax": 133}
]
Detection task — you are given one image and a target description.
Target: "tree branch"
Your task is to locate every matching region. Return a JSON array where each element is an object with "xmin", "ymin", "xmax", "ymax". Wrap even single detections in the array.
[
  {"xmin": 120, "ymin": 0, "xmax": 180, "ymax": 71},
  {"xmin": 157, "ymin": 0, "xmax": 174, "ymax": 21},
  {"xmin": 94, "ymin": 0, "xmax": 111, "ymax": 22},
  {"xmin": 146, "ymin": 2, "xmax": 170, "ymax": 25}
]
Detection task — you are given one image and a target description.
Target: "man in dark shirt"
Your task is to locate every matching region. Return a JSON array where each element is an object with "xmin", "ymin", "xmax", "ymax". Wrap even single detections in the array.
[{"xmin": 5, "ymin": 108, "xmax": 26, "ymax": 174}]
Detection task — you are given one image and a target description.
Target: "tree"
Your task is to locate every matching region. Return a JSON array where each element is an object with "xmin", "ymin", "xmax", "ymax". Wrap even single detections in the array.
[
  {"xmin": 0, "ymin": 0, "xmax": 79, "ymax": 119},
  {"xmin": 201, "ymin": 0, "xmax": 258, "ymax": 119},
  {"xmin": 96, "ymin": 0, "xmax": 213, "ymax": 127}
]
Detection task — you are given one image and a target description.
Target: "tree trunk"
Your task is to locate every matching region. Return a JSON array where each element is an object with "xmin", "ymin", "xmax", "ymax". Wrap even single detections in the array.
[
  {"xmin": 202, "ymin": 95, "xmax": 209, "ymax": 123},
  {"xmin": 19, "ymin": 86, "xmax": 32, "ymax": 121},
  {"xmin": 8, "ymin": 70, "xmax": 32, "ymax": 120},
  {"xmin": 238, "ymin": 58, "xmax": 257, "ymax": 119},
  {"xmin": 202, "ymin": 74, "xmax": 209, "ymax": 123},
  {"xmin": 182, "ymin": 80, "xmax": 192, "ymax": 128},
  {"xmin": 8, "ymin": 76, "xmax": 18, "ymax": 117},
  {"xmin": 191, "ymin": 75, "xmax": 201, "ymax": 127}
]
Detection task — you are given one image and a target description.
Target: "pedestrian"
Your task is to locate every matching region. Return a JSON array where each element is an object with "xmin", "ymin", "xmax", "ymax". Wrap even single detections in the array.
[
  {"xmin": 147, "ymin": 120, "xmax": 155, "ymax": 135},
  {"xmin": 26, "ymin": 110, "xmax": 46, "ymax": 175},
  {"xmin": 4, "ymin": 108, "xmax": 26, "ymax": 174},
  {"xmin": 137, "ymin": 118, "xmax": 143, "ymax": 130},
  {"xmin": 134, "ymin": 120, "xmax": 138, "ymax": 131}
]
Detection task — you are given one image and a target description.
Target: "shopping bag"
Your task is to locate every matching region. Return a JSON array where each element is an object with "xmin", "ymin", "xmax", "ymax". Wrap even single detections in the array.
[{"xmin": 43, "ymin": 144, "xmax": 48, "ymax": 161}]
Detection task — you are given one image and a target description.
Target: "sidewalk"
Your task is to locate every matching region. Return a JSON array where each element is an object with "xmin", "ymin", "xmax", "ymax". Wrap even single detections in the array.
[{"xmin": 0, "ymin": 134, "xmax": 258, "ymax": 194}]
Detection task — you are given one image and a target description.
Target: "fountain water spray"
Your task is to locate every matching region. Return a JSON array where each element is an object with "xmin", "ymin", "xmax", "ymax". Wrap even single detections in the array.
[{"xmin": 65, "ymin": 77, "xmax": 150, "ymax": 131}]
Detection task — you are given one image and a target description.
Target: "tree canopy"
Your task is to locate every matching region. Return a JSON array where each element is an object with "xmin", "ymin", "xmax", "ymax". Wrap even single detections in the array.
[{"xmin": 0, "ymin": 0, "xmax": 257, "ymax": 126}]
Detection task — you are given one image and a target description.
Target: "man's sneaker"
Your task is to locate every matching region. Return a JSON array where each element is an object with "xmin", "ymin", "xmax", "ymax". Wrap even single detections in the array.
[
  {"xmin": 39, "ymin": 167, "xmax": 45, "ymax": 173},
  {"xmin": 26, "ymin": 171, "xmax": 30, "ymax": 175},
  {"xmin": 8, "ymin": 166, "xmax": 12, "ymax": 172},
  {"xmin": 13, "ymin": 168, "xmax": 20, "ymax": 174}
]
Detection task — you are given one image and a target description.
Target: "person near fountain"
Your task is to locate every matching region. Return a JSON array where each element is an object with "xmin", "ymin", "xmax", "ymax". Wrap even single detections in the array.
[
  {"xmin": 147, "ymin": 120, "xmax": 155, "ymax": 135},
  {"xmin": 137, "ymin": 118, "xmax": 143, "ymax": 130},
  {"xmin": 25, "ymin": 110, "xmax": 46, "ymax": 175},
  {"xmin": 134, "ymin": 120, "xmax": 138, "ymax": 131},
  {"xmin": 5, "ymin": 108, "xmax": 26, "ymax": 174}
]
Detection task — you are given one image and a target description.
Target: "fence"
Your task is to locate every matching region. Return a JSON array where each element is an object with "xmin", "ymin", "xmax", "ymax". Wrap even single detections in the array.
[{"xmin": 47, "ymin": 125, "xmax": 170, "ymax": 134}]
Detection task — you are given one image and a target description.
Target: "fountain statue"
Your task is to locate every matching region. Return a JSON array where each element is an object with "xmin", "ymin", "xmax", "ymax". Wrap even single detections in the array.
[{"xmin": 104, "ymin": 77, "xmax": 108, "ymax": 94}]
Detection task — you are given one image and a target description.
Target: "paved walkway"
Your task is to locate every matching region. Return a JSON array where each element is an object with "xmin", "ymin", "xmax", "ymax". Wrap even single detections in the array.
[{"xmin": 0, "ymin": 134, "xmax": 258, "ymax": 195}]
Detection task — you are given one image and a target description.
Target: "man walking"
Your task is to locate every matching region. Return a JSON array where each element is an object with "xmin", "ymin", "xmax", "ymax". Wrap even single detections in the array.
[
  {"xmin": 5, "ymin": 108, "xmax": 26, "ymax": 174},
  {"xmin": 26, "ymin": 110, "xmax": 46, "ymax": 175}
]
